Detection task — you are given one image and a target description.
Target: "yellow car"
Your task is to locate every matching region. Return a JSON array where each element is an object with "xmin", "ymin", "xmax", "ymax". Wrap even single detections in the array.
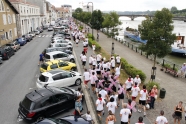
[{"xmin": 40, "ymin": 60, "xmax": 77, "ymax": 73}]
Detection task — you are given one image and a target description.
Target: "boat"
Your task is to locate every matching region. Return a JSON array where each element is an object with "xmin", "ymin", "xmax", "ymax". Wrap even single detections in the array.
[{"xmin": 171, "ymin": 36, "xmax": 186, "ymax": 56}]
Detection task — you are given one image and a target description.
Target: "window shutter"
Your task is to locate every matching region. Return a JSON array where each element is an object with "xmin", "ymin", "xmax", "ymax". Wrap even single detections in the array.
[
  {"xmin": 13, "ymin": 14, "xmax": 15, "ymax": 23},
  {"xmin": 3, "ymin": 14, "xmax": 7, "ymax": 25}
]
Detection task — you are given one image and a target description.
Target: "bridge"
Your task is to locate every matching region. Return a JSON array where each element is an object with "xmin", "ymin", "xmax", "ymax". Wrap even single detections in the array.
[{"xmin": 117, "ymin": 14, "xmax": 186, "ymax": 21}]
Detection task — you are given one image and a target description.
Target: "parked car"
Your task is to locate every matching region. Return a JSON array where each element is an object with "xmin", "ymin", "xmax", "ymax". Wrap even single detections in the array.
[
  {"xmin": 48, "ymin": 26, "xmax": 53, "ymax": 31},
  {"xmin": 29, "ymin": 32, "xmax": 36, "ymax": 38},
  {"xmin": 44, "ymin": 47, "xmax": 72, "ymax": 55},
  {"xmin": 50, "ymin": 43, "xmax": 73, "ymax": 51},
  {"xmin": 37, "ymin": 28, "xmax": 43, "ymax": 33},
  {"xmin": 36, "ymin": 116, "xmax": 90, "ymax": 124},
  {"xmin": 36, "ymin": 69, "xmax": 82, "ymax": 88},
  {"xmin": 52, "ymin": 34, "xmax": 71, "ymax": 40},
  {"xmin": 45, "ymin": 51, "xmax": 75, "ymax": 63},
  {"xmin": 34, "ymin": 30, "xmax": 40, "ymax": 35},
  {"xmin": 18, "ymin": 86, "xmax": 77, "ymax": 123},
  {"xmin": 0, "ymin": 46, "xmax": 15, "ymax": 60},
  {"xmin": 52, "ymin": 36, "xmax": 64, "ymax": 41},
  {"xmin": 6, "ymin": 41, "xmax": 20, "ymax": 52},
  {"xmin": 22, "ymin": 34, "xmax": 32, "ymax": 42},
  {"xmin": 0, "ymin": 57, "xmax": 3, "ymax": 64},
  {"xmin": 51, "ymin": 39, "xmax": 72, "ymax": 46},
  {"xmin": 16, "ymin": 38, "xmax": 27, "ymax": 46}
]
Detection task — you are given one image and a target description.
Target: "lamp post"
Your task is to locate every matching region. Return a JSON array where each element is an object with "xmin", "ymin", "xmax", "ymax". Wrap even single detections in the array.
[
  {"xmin": 111, "ymin": 18, "xmax": 115, "ymax": 55},
  {"xmin": 87, "ymin": 2, "xmax": 93, "ymax": 39}
]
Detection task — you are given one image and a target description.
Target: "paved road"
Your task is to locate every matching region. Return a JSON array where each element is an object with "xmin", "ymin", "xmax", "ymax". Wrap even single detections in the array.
[
  {"xmin": 0, "ymin": 30, "xmax": 87, "ymax": 124},
  {"xmin": 73, "ymin": 40, "xmax": 151, "ymax": 124}
]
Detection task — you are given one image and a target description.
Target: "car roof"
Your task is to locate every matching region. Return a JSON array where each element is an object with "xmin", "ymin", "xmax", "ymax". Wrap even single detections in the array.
[
  {"xmin": 46, "ymin": 51, "xmax": 65, "ymax": 55},
  {"xmin": 44, "ymin": 60, "xmax": 64, "ymax": 65},
  {"xmin": 42, "ymin": 69, "xmax": 66, "ymax": 75}
]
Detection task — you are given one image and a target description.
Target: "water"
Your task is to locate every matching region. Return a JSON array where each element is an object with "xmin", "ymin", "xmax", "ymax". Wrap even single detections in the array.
[{"xmin": 118, "ymin": 17, "xmax": 186, "ymax": 66}]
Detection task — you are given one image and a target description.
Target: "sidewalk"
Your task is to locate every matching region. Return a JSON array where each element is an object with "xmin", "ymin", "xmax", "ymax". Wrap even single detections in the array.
[
  {"xmin": 91, "ymin": 29, "xmax": 186, "ymax": 122},
  {"xmin": 73, "ymin": 40, "xmax": 151, "ymax": 124}
]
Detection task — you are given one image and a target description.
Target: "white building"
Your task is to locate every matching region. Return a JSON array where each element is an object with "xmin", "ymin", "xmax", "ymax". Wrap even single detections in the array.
[
  {"xmin": 82, "ymin": 5, "xmax": 93, "ymax": 13},
  {"xmin": 61, "ymin": 4, "xmax": 72, "ymax": 18},
  {"xmin": 10, "ymin": 0, "xmax": 41, "ymax": 35}
]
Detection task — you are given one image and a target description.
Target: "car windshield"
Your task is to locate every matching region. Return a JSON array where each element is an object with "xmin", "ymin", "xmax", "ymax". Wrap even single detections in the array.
[
  {"xmin": 6, "ymin": 44, "xmax": 12, "ymax": 46},
  {"xmin": 41, "ymin": 64, "xmax": 48, "ymax": 70},
  {"xmin": 21, "ymin": 97, "xmax": 35, "ymax": 110},
  {"xmin": 39, "ymin": 75, "xmax": 49, "ymax": 82}
]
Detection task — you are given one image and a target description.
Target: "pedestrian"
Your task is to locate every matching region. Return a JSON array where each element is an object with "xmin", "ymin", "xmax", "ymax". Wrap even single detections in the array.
[
  {"xmin": 85, "ymin": 111, "xmax": 95, "ymax": 124},
  {"xmin": 38, "ymin": 52, "xmax": 44, "ymax": 66},
  {"xmin": 76, "ymin": 38, "xmax": 79, "ymax": 47},
  {"xmin": 74, "ymin": 96, "xmax": 83, "ymax": 122},
  {"xmin": 76, "ymin": 87, "xmax": 83, "ymax": 100},
  {"xmin": 150, "ymin": 85, "xmax": 158, "ymax": 109},
  {"xmin": 173, "ymin": 101, "xmax": 183, "ymax": 124},
  {"xmin": 155, "ymin": 110, "xmax": 168, "ymax": 124},
  {"xmin": 116, "ymin": 55, "xmax": 121, "ymax": 66},
  {"xmin": 133, "ymin": 75, "xmax": 141, "ymax": 87},
  {"xmin": 110, "ymin": 58, "xmax": 115, "ymax": 71},
  {"xmin": 127, "ymin": 99, "xmax": 136, "ymax": 123},
  {"xmin": 83, "ymin": 68, "xmax": 90, "ymax": 89},
  {"xmin": 105, "ymin": 110, "xmax": 117, "ymax": 124},
  {"xmin": 99, "ymin": 86, "xmax": 108, "ymax": 102},
  {"xmin": 90, "ymin": 72, "xmax": 97, "ymax": 93},
  {"xmin": 92, "ymin": 57, "xmax": 97, "ymax": 69},
  {"xmin": 115, "ymin": 64, "xmax": 121, "ymax": 77},
  {"xmin": 96, "ymin": 94, "xmax": 106, "ymax": 119},
  {"xmin": 117, "ymin": 83, "xmax": 125, "ymax": 107},
  {"xmin": 125, "ymin": 76, "xmax": 133, "ymax": 99},
  {"xmin": 120, "ymin": 103, "xmax": 131, "ymax": 124},
  {"xmin": 92, "ymin": 44, "xmax": 96, "ymax": 54},
  {"xmin": 106, "ymin": 97, "xmax": 117, "ymax": 114},
  {"xmin": 96, "ymin": 53, "xmax": 102, "ymax": 64},
  {"xmin": 81, "ymin": 54, "xmax": 87, "ymax": 69},
  {"xmin": 89, "ymin": 55, "xmax": 93, "ymax": 69},
  {"xmin": 176, "ymin": 63, "xmax": 186, "ymax": 78},
  {"xmin": 135, "ymin": 116, "xmax": 144, "ymax": 124},
  {"xmin": 138, "ymin": 85, "xmax": 148, "ymax": 117},
  {"xmin": 97, "ymin": 32, "xmax": 99, "ymax": 41},
  {"xmin": 131, "ymin": 82, "xmax": 140, "ymax": 102}
]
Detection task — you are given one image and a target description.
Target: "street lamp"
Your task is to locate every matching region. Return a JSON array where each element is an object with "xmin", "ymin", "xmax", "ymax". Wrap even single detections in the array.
[
  {"xmin": 87, "ymin": 2, "xmax": 93, "ymax": 39},
  {"xmin": 111, "ymin": 18, "xmax": 115, "ymax": 55}
]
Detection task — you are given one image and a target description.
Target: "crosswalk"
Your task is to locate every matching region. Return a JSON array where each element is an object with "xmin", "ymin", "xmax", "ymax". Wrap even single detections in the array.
[{"xmin": 38, "ymin": 35, "xmax": 52, "ymax": 38}]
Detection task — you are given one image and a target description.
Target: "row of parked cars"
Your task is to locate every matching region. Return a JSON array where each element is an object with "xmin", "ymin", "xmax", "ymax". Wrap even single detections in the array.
[
  {"xmin": 18, "ymin": 22, "xmax": 89, "ymax": 124},
  {"xmin": 0, "ymin": 27, "xmax": 44, "ymax": 64}
]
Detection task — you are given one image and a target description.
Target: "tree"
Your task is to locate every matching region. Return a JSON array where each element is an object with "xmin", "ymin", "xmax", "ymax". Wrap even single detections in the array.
[
  {"xmin": 138, "ymin": 8, "xmax": 176, "ymax": 80},
  {"xmin": 171, "ymin": 6, "xmax": 178, "ymax": 12},
  {"xmin": 75, "ymin": 7, "xmax": 83, "ymax": 13},
  {"xmin": 90, "ymin": 10, "xmax": 104, "ymax": 32}
]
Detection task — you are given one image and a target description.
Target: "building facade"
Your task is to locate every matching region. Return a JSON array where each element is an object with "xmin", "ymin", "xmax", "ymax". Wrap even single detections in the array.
[
  {"xmin": 61, "ymin": 4, "xmax": 72, "ymax": 18},
  {"xmin": 0, "ymin": 0, "xmax": 19, "ymax": 46},
  {"xmin": 82, "ymin": 5, "xmax": 93, "ymax": 13}
]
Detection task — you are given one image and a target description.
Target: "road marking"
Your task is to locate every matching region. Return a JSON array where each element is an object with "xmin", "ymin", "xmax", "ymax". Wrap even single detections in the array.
[
  {"xmin": 38, "ymin": 35, "xmax": 41, "ymax": 37},
  {"xmin": 42, "ymin": 35, "xmax": 45, "ymax": 37},
  {"xmin": 46, "ymin": 35, "xmax": 48, "ymax": 37}
]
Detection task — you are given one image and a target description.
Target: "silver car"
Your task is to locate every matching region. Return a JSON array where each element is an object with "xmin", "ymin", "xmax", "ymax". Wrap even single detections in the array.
[
  {"xmin": 6, "ymin": 41, "xmax": 21, "ymax": 52},
  {"xmin": 44, "ymin": 51, "xmax": 75, "ymax": 63},
  {"xmin": 51, "ymin": 39, "xmax": 72, "ymax": 46},
  {"xmin": 51, "ymin": 43, "xmax": 73, "ymax": 51}
]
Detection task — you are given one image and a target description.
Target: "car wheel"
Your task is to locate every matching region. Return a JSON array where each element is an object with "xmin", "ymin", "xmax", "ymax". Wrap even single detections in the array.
[
  {"xmin": 71, "ymin": 67, "xmax": 77, "ymax": 71},
  {"xmin": 7, "ymin": 55, "xmax": 10, "ymax": 60},
  {"xmin": 36, "ymin": 116, "xmax": 44, "ymax": 122},
  {"xmin": 70, "ymin": 59, "xmax": 75, "ymax": 63},
  {"xmin": 75, "ymin": 79, "xmax": 81, "ymax": 86}
]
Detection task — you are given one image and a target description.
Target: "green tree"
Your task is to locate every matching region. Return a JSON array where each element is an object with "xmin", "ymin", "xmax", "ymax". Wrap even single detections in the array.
[
  {"xmin": 90, "ymin": 10, "xmax": 104, "ymax": 32},
  {"xmin": 171, "ymin": 6, "xmax": 178, "ymax": 13},
  {"xmin": 75, "ymin": 7, "xmax": 83, "ymax": 13},
  {"xmin": 138, "ymin": 8, "xmax": 176, "ymax": 80}
]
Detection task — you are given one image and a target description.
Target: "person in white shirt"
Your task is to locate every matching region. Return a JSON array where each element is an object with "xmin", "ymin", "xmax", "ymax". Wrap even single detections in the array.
[
  {"xmin": 125, "ymin": 76, "xmax": 133, "ymax": 99},
  {"xmin": 106, "ymin": 97, "xmax": 117, "ymax": 114},
  {"xmin": 85, "ymin": 111, "xmax": 95, "ymax": 124},
  {"xmin": 106, "ymin": 61, "xmax": 111, "ymax": 71},
  {"xmin": 99, "ymin": 87, "xmax": 108, "ymax": 101},
  {"xmin": 90, "ymin": 72, "xmax": 98, "ymax": 93},
  {"xmin": 83, "ymin": 69, "xmax": 90, "ymax": 89},
  {"xmin": 96, "ymin": 94, "xmax": 106, "ymax": 118},
  {"xmin": 109, "ymin": 92, "xmax": 118, "ymax": 104},
  {"xmin": 92, "ymin": 44, "xmax": 96, "ymax": 54},
  {"xmin": 115, "ymin": 64, "xmax": 121, "ymax": 76},
  {"xmin": 131, "ymin": 82, "xmax": 140, "ymax": 102},
  {"xmin": 135, "ymin": 116, "xmax": 144, "ymax": 124},
  {"xmin": 155, "ymin": 110, "xmax": 168, "ymax": 124},
  {"xmin": 120, "ymin": 103, "xmax": 131, "ymax": 124},
  {"xmin": 96, "ymin": 53, "xmax": 102, "ymax": 64},
  {"xmin": 116, "ymin": 55, "xmax": 121, "ymax": 65},
  {"xmin": 81, "ymin": 54, "xmax": 87, "ymax": 69},
  {"xmin": 89, "ymin": 55, "xmax": 93, "ymax": 69},
  {"xmin": 77, "ymin": 87, "xmax": 83, "ymax": 101},
  {"xmin": 138, "ymin": 85, "xmax": 148, "ymax": 117},
  {"xmin": 110, "ymin": 58, "xmax": 115, "ymax": 70},
  {"xmin": 92, "ymin": 57, "xmax": 97, "ymax": 68},
  {"xmin": 133, "ymin": 75, "xmax": 141, "ymax": 86},
  {"xmin": 76, "ymin": 38, "xmax": 79, "ymax": 47}
]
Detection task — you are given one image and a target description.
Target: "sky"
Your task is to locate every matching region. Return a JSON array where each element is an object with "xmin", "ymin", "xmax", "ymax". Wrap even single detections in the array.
[{"xmin": 47, "ymin": 0, "xmax": 186, "ymax": 11}]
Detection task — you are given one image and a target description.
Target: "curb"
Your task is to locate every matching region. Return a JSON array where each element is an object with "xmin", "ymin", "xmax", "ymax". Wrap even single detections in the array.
[{"xmin": 73, "ymin": 48, "xmax": 100, "ymax": 124}]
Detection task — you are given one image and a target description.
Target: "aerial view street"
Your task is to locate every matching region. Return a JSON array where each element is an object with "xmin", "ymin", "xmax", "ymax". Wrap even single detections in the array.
[{"xmin": 0, "ymin": 0, "xmax": 186, "ymax": 124}]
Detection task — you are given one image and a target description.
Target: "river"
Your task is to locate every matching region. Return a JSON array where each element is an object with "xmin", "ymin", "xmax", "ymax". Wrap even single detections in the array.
[{"xmin": 118, "ymin": 17, "xmax": 186, "ymax": 66}]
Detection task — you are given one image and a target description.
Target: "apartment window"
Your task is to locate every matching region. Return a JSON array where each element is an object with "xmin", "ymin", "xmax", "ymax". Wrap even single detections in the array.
[
  {"xmin": 20, "ymin": 6, "xmax": 22, "ymax": 13},
  {"xmin": 22, "ymin": 20, "xmax": 23, "ymax": 25},
  {"xmin": 5, "ymin": 32, "xmax": 8, "ymax": 40},
  {"xmin": 7, "ymin": 14, "xmax": 12, "ymax": 24},
  {"xmin": 9, "ymin": 30, "xmax": 12, "ymax": 39},
  {"xmin": 12, "ymin": 14, "xmax": 15, "ymax": 23},
  {"xmin": 2, "ymin": 14, "xmax": 7, "ymax": 25},
  {"xmin": 7, "ymin": 7, "xmax": 10, "ymax": 12},
  {"xmin": 0, "ymin": 1, "xmax": 4, "ymax": 11},
  {"xmin": 14, "ymin": 28, "xmax": 17, "ymax": 37}
]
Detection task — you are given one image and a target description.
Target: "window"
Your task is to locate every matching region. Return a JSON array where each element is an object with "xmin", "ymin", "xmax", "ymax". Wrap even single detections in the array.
[
  {"xmin": 7, "ymin": 14, "xmax": 12, "ymax": 24},
  {"xmin": 14, "ymin": 28, "xmax": 17, "ymax": 37},
  {"xmin": 62, "ymin": 72, "xmax": 72, "ymax": 78},
  {"xmin": 40, "ymin": 97, "xmax": 55, "ymax": 107},
  {"xmin": 21, "ymin": 97, "xmax": 34, "ymax": 110},
  {"xmin": 58, "ymin": 62, "xmax": 68, "ymax": 67},
  {"xmin": 41, "ymin": 64, "xmax": 48, "ymax": 70},
  {"xmin": 39, "ymin": 75, "xmax": 49, "ymax": 82},
  {"xmin": 2, "ymin": 14, "xmax": 7, "ymax": 25},
  {"xmin": 54, "ymin": 94, "xmax": 68, "ymax": 102},
  {"xmin": 45, "ymin": 54, "xmax": 50, "ymax": 59},
  {"xmin": 7, "ymin": 7, "xmax": 9, "ymax": 12},
  {"xmin": 1, "ymin": 1, "xmax": 4, "ymax": 11},
  {"xmin": 52, "ymin": 74, "xmax": 62, "ymax": 81},
  {"xmin": 9, "ymin": 30, "xmax": 12, "ymax": 39},
  {"xmin": 12, "ymin": 14, "xmax": 15, "ymax": 23},
  {"xmin": 22, "ymin": 20, "xmax": 23, "ymax": 25},
  {"xmin": 50, "ymin": 64, "xmax": 58, "ymax": 69},
  {"xmin": 5, "ymin": 32, "xmax": 8, "ymax": 40}
]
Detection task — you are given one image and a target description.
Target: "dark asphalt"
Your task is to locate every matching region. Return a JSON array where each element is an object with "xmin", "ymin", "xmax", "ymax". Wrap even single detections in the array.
[{"xmin": 0, "ymin": 30, "xmax": 87, "ymax": 124}]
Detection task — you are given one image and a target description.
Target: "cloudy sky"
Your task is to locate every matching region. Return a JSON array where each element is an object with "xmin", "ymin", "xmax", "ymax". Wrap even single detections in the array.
[{"xmin": 47, "ymin": 0, "xmax": 185, "ymax": 11}]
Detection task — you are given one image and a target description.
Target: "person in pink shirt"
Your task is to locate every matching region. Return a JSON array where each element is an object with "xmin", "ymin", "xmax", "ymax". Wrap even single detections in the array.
[{"xmin": 150, "ymin": 85, "xmax": 158, "ymax": 109}]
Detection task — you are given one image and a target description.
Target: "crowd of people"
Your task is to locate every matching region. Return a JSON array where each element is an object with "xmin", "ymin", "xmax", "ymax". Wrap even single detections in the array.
[{"xmin": 69, "ymin": 19, "xmax": 185, "ymax": 124}]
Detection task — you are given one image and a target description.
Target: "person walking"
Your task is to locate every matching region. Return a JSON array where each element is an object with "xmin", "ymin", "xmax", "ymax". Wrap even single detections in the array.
[
  {"xmin": 83, "ymin": 68, "xmax": 90, "ymax": 89},
  {"xmin": 173, "ymin": 101, "xmax": 184, "ymax": 124},
  {"xmin": 131, "ymin": 82, "xmax": 140, "ymax": 102},
  {"xmin": 89, "ymin": 55, "xmax": 93, "ymax": 69},
  {"xmin": 176, "ymin": 63, "xmax": 186, "ymax": 78},
  {"xmin": 106, "ymin": 97, "xmax": 117, "ymax": 114},
  {"xmin": 90, "ymin": 72, "xmax": 98, "ymax": 93},
  {"xmin": 155, "ymin": 110, "xmax": 168, "ymax": 124},
  {"xmin": 81, "ymin": 54, "xmax": 87, "ymax": 69},
  {"xmin": 76, "ymin": 38, "xmax": 79, "ymax": 47},
  {"xmin": 138, "ymin": 85, "xmax": 148, "ymax": 117},
  {"xmin": 117, "ymin": 83, "xmax": 125, "ymax": 107},
  {"xmin": 120, "ymin": 103, "xmax": 131, "ymax": 124},
  {"xmin": 92, "ymin": 44, "xmax": 96, "ymax": 54},
  {"xmin": 116, "ymin": 55, "xmax": 121, "ymax": 65},
  {"xmin": 133, "ymin": 75, "xmax": 141, "ymax": 87},
  {"xmin": 74, "ymin": 96, "xmax": 83, "ymax": 122},
  {"xmin": 115, "ymin": 64, "xmax": 121, "ymax": 77},
  {"xmin": 150, "ymin": 85, "xmax": 158, "ymax": 109},
  {"xmin": 85, "ymin": 111, "xmax": 95, "ymax": 124},
  {"xmin": 38, "ymin": 52, "xmax": 44, "ymax": 66},
  {"xmin": 105, "ymin": 110, "xmax": 116, "ymax": 124},
  {"xmin": 135, "ymin": 116, "xmax": 144, "ymax": 124},
  {"xmin": 96, "ymin": 94, "xmax": 106, "ymax": 119},
  {"xmin": 125, "ymin": 76, "xmax": 133, "ymax": 99}
]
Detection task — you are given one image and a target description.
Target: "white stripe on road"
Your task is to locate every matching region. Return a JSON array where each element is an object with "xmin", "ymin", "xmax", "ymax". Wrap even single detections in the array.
[
  {"xmin": 42, "ymin": 35, "xmax": 45, "ymax": 37},
  {"xmin": 38, "ymin": 35, "xmax": 41, "ymax": 37},
  {"xmin": 46, "ymin": 35, "xmax": 48, "ymax": 37}
]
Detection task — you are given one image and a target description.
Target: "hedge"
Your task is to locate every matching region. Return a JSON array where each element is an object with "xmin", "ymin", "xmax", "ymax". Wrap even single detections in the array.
[
  {"xmin": 146, "ymin": 81, "xmax": 160, "ymax": 91},
  {"xmin": 87, "ymin": 33, "xmax": 101, "ymax": 52}
]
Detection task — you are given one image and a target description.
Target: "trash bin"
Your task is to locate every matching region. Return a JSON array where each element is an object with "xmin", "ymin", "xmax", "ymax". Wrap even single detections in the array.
[{"xmin": 159, "ymin": 88, "xmax": 166, "ymax": 99}]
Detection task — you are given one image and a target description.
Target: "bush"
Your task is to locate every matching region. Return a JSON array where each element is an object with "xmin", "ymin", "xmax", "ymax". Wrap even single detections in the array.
[
  {"xmin": 146, "ymin": 81, "xmax": 160, "ymax": 91},
  {"xmin": 87, "ymin": 33, "xmax": 101, "ymax": 52}
]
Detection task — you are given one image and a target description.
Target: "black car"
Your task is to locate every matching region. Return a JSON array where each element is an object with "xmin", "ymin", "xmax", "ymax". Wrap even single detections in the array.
[
  {"xmin": 44, "ymin": 47, "xmax": 72, "ymax": 56},
  {"xmin": 0, "ymin": 46, "xmax": 15, "ymax": 60},
  {"xmin": 37, "ymin": 116, "xmax": 90, "ymax": 124},
  {"xmin": 22, "ymin": 34, "xmax": 32, "ymax": 42},
  {"xmin": 18, "ymin": 87, "xmax": 77, "ymax": 123}
]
